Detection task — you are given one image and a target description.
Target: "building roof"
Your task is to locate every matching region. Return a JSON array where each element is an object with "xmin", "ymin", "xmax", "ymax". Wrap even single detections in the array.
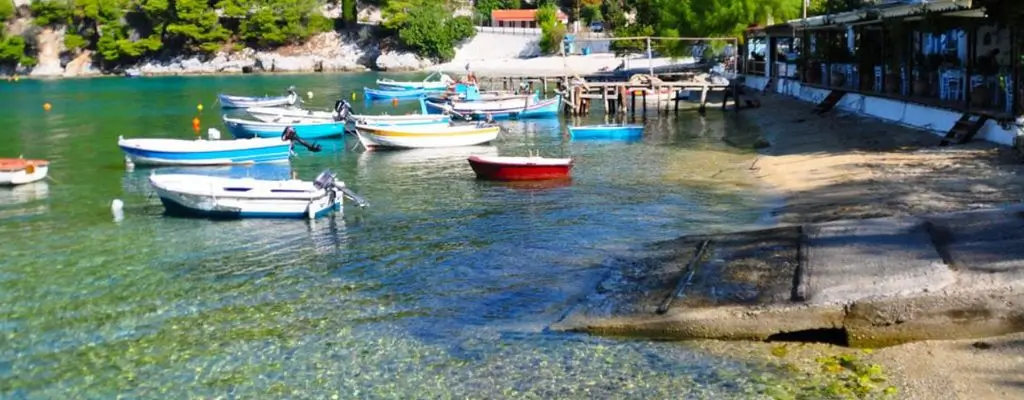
[
  {"xmin": 785, "ymin": 0, "xmax": 976, "ymax": 29},
  {"xmin": 491, "ymin": 9, "xmax": 569, "ymax": 22}
]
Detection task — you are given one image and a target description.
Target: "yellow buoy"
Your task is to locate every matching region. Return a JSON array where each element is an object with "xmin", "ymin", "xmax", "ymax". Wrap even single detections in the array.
[
  {"xmin": 197, "ymin": 104, "xmax": 204, "ymax": 112},
  {"xmin": 13, "ymin": 76, "xmax": 19, "ymax": 82},
  {"xmin": 351, "ymin": 92, "xmax": 356, "ymax": 100},
  {"xmin": 43, "ymin": 103, "xmax": 52, "ymax": 111},
  {"xmin": 307, "ymin": 91, "xmax": 314, "ymax": 99}
]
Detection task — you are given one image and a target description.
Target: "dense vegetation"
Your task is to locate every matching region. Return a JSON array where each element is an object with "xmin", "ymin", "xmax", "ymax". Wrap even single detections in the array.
[{"xmin": 381, "ymin": 0, "xmax": 475, "ymax": 62}]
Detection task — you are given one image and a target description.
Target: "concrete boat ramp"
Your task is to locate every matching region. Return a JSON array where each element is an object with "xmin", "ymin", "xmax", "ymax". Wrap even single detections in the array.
[{"xmin": 551, "ymin": 206, "xmax": 1024, "ymax": 347}]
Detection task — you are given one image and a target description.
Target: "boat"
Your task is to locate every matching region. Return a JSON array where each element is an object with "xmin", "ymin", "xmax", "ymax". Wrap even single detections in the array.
[
  {"xmin": 218, "ymin": 86, "xmax": 299, "ymax": 109},
  {"xmin": 247, "ymin": 101, "xmax": 453, "ymax": 127},
  {"xmin": 421, "ymin": 95, "xmax": 560, "ymax": 120},
  {"xmin": 467, "ymin": 153, "xmax": 573, "ymax": 181},
  {"xmin": 149, "ymin": 169, "xmax": 368, "ymax": 219},
  {"xmin": 223, "ymin": 115, "xmax": 346, "ymax": 139},
  {"xmin": 376, "ymin": 71, "xmax": 454, "ymax": 91},
  {"xmin": 0, "ymin": 158, "xmax": 49, "ymax": 186},
  {"xmin": 363, "ymin": 86, "xmax": 435, "ymax": 101},
  {"xmin": 117, "ymin": 134, "xmax": 314, "ymax": 166},
  {"xmin": 568, "ymin": 124, "xmax": 645, "ymax": 140},
  {"xmin": 353, "ymin": 123, "xmax": 501, "ymax": 149}
]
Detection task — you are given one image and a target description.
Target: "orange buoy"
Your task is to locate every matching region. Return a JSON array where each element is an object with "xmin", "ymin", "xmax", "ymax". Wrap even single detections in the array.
[
  {"xmin": 392, "ymin": 98, "xmax": 399, "ymax": 107},
  {"xmin": 43, "ymin": 103, "xmax": 52, "ymax": 111},
  {"xmin": 192, "ymin": 117, "xmax": 201, "ymax": 133},
  {"xmin": 25, "ymin": 163, "xmax": 35, "ymax": 174}
]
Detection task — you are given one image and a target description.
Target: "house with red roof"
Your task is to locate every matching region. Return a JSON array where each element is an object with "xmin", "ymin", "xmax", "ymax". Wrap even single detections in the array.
[{"xmin": 490, "ymin": 9, "xmax": 569, "ymax": 29}]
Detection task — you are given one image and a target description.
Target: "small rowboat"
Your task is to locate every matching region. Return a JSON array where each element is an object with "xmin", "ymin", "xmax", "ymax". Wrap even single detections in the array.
[
  {"xmin": 223, "ymin": 115, "xmax": 346, "ymax": 139},
  {"xmin": 422, "ymin": 95, "xmax": 561, "ymax": 120},
  {"xmin": 354, "ymin": 123, "xmax": 500, "ymax": 149},
  {"xmin": 376, "ymin": 71, "xmax": 454, "ymax": 91},
  {"xmin": 218, "ymin": 86, "xmax": 299, "ymax": 109},
  {"xmin": 246, "ymin": 106, "xmax": 335, "ymax": 122},
  {"xmin": 149, "ymin": 170, "xmax": 368, "ymax": 220},
  {"xmin": 118, "ymin": 136, "xmax": 294, "ymax": 166},
  {"xmin": 363, "ymin": 86, "xmax": 434, "ymax": 101},
  {"xmin": 247, "ymin": 101, "xmax": 453, "ymax": 127},
  {"xmin": 568, "ymin": 124, "xmax": 645, "ymax": 139},
  {"xmin": 0, "ymin": 158, "xmax": 49, "ymax": 186},
  {"xmin": 467, "ymin": 154, "xmax": 573, "ymax": 181}
]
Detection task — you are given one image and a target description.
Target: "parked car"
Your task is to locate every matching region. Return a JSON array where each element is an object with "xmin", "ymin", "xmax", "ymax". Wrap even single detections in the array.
[{"xmin": 590, "ymin": 21, "xmax": 604, "ymax": 32}]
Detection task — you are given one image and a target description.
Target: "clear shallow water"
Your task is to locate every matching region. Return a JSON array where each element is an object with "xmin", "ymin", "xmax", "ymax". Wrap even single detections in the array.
[{"xmin": 1, "ymin": 73, "xmax": 778, "ymax": 398}]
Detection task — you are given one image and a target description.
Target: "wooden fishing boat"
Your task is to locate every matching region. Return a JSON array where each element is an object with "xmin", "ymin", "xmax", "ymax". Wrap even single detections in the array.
[
  {"xmin": 218, "ymin": 86, "xmax": 299, "ymax": 108},
  {"xmin": 568, "ymin": 124, "xmax": 645, "ymax": 140},
  {"xmin": 363, "ymin": 86, "xmax": 436, "ymax": 101},
  {"xmin": 246, "ymin": 106, "xmax": 335, "ymax": 122},
  {"xmin": 0, "ymin": 158, "xmax": 49, "ymax": 186},
  {"xmin": 223, "ymin": 115, "xmax": 346, "ymax": 139},
  {"xmin": 467, "ymin": 154, "xmax": 573, "ymax": 181},
  {"xmin": 376, "ymin": 71, "xmax": 454, "ymax": 91},
  {"xmin": 149, "ymin": 170, "xmax": 368, "ymax": 219},
  {"xmin": 118, "ymin": 136, "xmax": 297, "ymax": 166},
  {"xmin": 354, "ymin": 123, "xmax": 500, "ymax": 149},
  {"xmin": 421, "ymin": 95, "xmax": 560, "ymax": 120}
]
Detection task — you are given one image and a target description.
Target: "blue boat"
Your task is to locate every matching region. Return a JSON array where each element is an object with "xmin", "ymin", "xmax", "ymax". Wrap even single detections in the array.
[
  {"xmin": 420, "ymin": 95, "xmax": 560, "ymax": 120},
  {"xmin": 363, "ymin": 86, "xmax": 435, "ymax": 101},
  {"xmin": 118, "ymin": 136, "xmax": 293, "ymax": 166},
  {"xmin": 222, "ymin": 115, "xmax": 346, "ymax": 139},
  {"xmin": 567, "ymin": 124, "xmax": 645, "ymax": 140}
]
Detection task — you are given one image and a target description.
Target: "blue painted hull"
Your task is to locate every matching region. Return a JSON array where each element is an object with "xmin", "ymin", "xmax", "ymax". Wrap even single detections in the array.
[
  {"xmin": 421, "ymin": 96, "xmax": 560, "ymax": 120},
  {"xmin": 120, "ymin": 143, "xmax": 292, "ymax": 166},
  {"xmin": 568, "ymin": 124, "xmax": 645, "ymax": 139},
  {"xmin": 158, "ymin": 197, "xmax": 338, "ymax": 219},
  {"xmin": 364, "ymin": 87, "xmax": 432, "ymax": 100},
  {"xmin": 225, "ymin": 120, "xmax": 346, "ymax": 139}
]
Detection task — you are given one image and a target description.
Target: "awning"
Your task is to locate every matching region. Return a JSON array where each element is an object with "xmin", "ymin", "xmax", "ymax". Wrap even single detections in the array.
[{"xmin": 876, "ymin": 0, "xmax": 974, "ymax": 19}]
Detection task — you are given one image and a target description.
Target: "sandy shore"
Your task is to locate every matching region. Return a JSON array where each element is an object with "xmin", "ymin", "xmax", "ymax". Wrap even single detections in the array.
[{"xmin": 729, "ymin": 94, "xmax": 1024, "ymax": 399}]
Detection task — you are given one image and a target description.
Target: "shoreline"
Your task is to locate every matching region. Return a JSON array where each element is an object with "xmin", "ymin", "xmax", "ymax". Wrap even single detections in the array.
[{"xmin": 736, "ymin": 94, "xmax": 1024, "ymax": 399}]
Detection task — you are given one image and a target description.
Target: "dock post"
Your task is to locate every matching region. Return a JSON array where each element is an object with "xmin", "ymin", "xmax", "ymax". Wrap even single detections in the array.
[
  {"xmin": 542, "ymin": 78, "xmax": 548, "ymax": 94},
  {"xmin": 631, "ymin": 90, "xmax": 636, "ymax": 117},
  {"xmin": 674, "ymin": 89, "xmax": 680, "ymax": 113},
  {"xmin": 642, "ymin": 90, "xmax": 647, "ymax": 114},
  {"xmin": 699, "ymin": 85, "xmax": 709, "ymax": 114},
  {"xmin": 602, "ymin": 89, "xmax": 609, "ymax": 114}
]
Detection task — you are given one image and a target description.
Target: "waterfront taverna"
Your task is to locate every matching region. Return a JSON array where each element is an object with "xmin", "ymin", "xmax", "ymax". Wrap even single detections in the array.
[{"xmin": 741, "ymin": 0, "xmax": 1023, "ymax": 146}]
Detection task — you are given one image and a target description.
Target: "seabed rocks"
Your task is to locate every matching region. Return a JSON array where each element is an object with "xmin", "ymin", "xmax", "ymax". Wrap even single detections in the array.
[{"xmin": 551, "ymin": 206, "xmax": 1024, "ymax": 348}]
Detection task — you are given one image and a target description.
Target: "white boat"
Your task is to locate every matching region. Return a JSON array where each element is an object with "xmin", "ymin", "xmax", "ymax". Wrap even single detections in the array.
[
  {"xmin": 0, "ymin": 158, "xmax": 49, "ymax": 186},
  {"xmin": 118, "ymin": 136, "xmax": 296, "ymax": 166},
  {"xmin": 246, "ymin": 100, "xmax": 453, "ymax": 127},
  {"xmin": 149, "ymin": 170, "xmax": 368, "ymax": 219},
  {"xmin": 376, "ymin": 70, "xmax": 454, "ymax": 91},
  {"xmin": 218, "ymin": 86, "xmax": 300, "ymax": 109},
  {"xmin": 353, "ymin": 123, "xmax": 501, "ymax": 149}
]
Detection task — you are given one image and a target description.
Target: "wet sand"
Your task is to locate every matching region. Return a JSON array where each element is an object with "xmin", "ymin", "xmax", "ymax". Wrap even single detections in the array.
[{"xmin": 732, "ymin": 94, "xmax": 1024, "ymax": 399}]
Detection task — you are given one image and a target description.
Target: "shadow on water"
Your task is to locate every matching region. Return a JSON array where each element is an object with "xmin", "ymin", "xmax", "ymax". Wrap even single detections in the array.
[{"xmin": 0, "ymin": 74, "xmax": 791, "ymax": 398}]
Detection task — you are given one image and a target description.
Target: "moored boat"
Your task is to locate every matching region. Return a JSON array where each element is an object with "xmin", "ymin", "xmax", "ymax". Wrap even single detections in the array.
[
  {"xmin": 149, "ymin": 170, "xmax": 368, "ymax": 219},
  {"xmin": 376, "ymin": 71, "xmax": 454, "ymax": 91},
  {"xmin": 223, "ymin": 115, "xmax": 346, "ymax": 139},
  {"xmin": 0, "ymin": 158, "xmax": 49, "ymax": 186},
  {"xmin": 247, "ymin": 100, "xmax": 453, "ymax": 127},
  {"xmin": 568, "ymin": 124, "xmax": 645, "ymax": 139},
  {"xmin": 354, "ymin": 123, "xmax": 501, "ymax": 149},
  {"xmin": 117, "ymin": 135, "xmax": 310, "ymax": 166},
  {"xmin": 467, "ymin": 154, "xmax": 573, "ymax": 181},
  {"xmin": 218, "ymin": 86, "xmax": 299, "ymax": 109},
  {"xmin": 422, "ymin": 95, "xmax": 560, "ymax": 120},
  {"xmin": 363, "ymin": 86, "xmax": 435, "ymax": 101}
]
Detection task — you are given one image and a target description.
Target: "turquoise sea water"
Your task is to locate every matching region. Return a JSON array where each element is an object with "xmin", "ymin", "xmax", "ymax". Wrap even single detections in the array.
[{"xmin": 0, "ymin": 73, "xmax": 779, "ymax": 398}]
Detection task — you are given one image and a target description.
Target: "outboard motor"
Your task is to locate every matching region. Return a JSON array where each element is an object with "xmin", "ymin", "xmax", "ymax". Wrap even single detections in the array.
[
  {"xmin": 333, "ymin": 99, "xmax": 351, "ymax": 122},
  {"xmin": 313, "ymin": 169, "xmax": 369, "ymax": 208},
  {"xmin": 281, "ymin": 126, "xmax": 322, "ymax": 152}
]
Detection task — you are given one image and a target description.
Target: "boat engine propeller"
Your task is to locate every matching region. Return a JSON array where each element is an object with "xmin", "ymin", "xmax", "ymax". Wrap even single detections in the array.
[
  {"xmin": 281, "ymin": 126, "xmax": 322, "ymax": 152},
  {"xmin": 334, "ymin": 99, "xmax": 353, "ymax": 122},
  {"xmin": 313, "ymin": 170, "xmax": 370, "ymax": 208}
]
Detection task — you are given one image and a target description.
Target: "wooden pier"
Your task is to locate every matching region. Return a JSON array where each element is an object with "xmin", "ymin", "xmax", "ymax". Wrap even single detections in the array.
[{"xmin": 476, "ymin": 73, "xmax": 743, "ymax": 117}]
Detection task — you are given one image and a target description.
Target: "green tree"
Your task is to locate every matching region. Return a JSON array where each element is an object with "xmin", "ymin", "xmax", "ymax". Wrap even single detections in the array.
[
  {"xmin": 0, "ymin": 34, "xmax": 38, "ymax": 67},
  {"xmin": 166, "ymin": 0, "xmax": 230, "ymax": 53},
  {"xmin": 536, "ymin": 2, "xmax": 564, "ymax": 54},
  {"xmin": 1, "ymin": 0, "xmax": 15, "ymax": 21},
  {"xmin": 384, "ymin": 0, "xmax": 476, "ymax": 61},
  {"xmin": 581, "ymin": 4, "xmax": 602, "ymax": 24}
]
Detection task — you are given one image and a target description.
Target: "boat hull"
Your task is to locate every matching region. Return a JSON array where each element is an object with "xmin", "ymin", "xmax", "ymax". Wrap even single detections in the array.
[
  {"xmin": 149, "ymin": 174, "xmax": 341, "ymax": 219},
  {"xmin": 118, "ymin": 137, "xmax": 292, "ymax": 166},
  {"xmin": 0, "ymin": 159, "xmax": 49, "ymax": 186},
  {"xmin": 422, "ymin": 96, "xmax": 560, "ymax": 120},
  {"xmin": 218, "ymin": 93, "xmax": 297, "ymax": 109},
  {"xmin": 246, "ymin": 106, "xmax": 334, "ymax": 122},
  {"xmin": 364, "ymin": 87, "xmax": 434, "ymax": 100},
  {"xmin": 223, "ymin": 117, "xmax": 346, "ymax": 139},
  {"xmin": 467, "ymin": 156, "xmax": 573, "ymax": 181},
  {"xmin": 354, "ymin": 125, "xmax": 500, "ymax": 149},
  {"xmin": 568, "ymin": 124, "xmax": 645, "ymax": 139}
]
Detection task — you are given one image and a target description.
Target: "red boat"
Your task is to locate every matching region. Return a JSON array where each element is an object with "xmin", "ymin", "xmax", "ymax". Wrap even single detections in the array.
[{"xmin": 467, "ymin": 154, "xmax": 573, "ymax": 181}]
